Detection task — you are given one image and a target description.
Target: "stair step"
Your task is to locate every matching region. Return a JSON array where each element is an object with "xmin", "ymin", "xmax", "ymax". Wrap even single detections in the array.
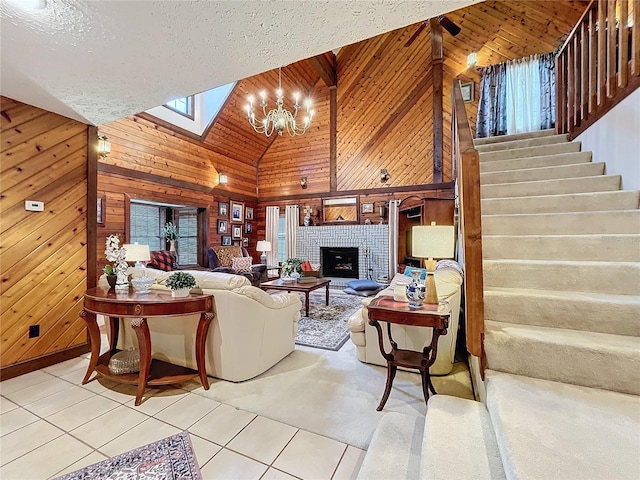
[
  {"xmin": 481, "ymin": 162, "xmax": 605, "ymax": 185},
  {"xmin": 485, "ymin": 322, "xmax": 640, "ymax": 395},
  {"xmin": 485, "ymin": 370, "xmax": 640, "ymax": 480},
  {"xmin": 483, "ymin": 259, "xmax": 640, "ymax": 295},
  {"xmin": 421, "ymin": 396, "xmax": 506, "ymax": 480},
  {"xmin": 482, "ymin": 191, "xmax": 640, "ymax": 215},
  {"xmin": 480, "ymin": 151, "xmax": 592, "ymax": 173},
  {"xmin": 481, "ymin": 175, "xmax": 621, "ymax": 199},
  {"xmin": 482, "ymin": 210, "xmax": 640, "ymax": 235},
  {"xmin": 484, "ymin": 287, "xmax": 640, "ymax": 336},
  {"xmin": 473, "ymin": 129, "xmax": 556, "ymax": 146},
  {"xmin": 479, "ymin": 142, "xmax": 581, "ymax": 162},
  {"xmin": 475, "ymin": 133, "xmax": 568, "ymax": 153},
  {"xmin": 482, "ymin": 234, "xmax": 640, "ymax": 261}
]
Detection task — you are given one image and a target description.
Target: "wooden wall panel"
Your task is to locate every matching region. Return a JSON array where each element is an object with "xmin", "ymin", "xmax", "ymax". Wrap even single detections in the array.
[{"xmin": 1, "ymin": 97, "xmax": 89, "ymax": 369}]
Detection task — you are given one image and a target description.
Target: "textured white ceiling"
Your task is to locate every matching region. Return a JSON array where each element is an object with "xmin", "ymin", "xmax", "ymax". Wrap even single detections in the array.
[{"xmin": 0, "ymin": 0, "xmax": 477, "ymax": 126}]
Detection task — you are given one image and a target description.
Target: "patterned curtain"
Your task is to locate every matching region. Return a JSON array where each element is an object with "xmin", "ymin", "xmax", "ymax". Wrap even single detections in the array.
[
  {"xmin": 539, "ymin": 52, "xmax": 556, "ymax": 130},
  {"xmin": 265, "ymin": 206, "xmax": 280, "ymax": 266},
  {"xmin": 285, "ymin": 205, "xmax": 299, "ymax": 259},
  {"xmin": 476, "ymin": 63, "xmax": 507, "ymax": 138}
]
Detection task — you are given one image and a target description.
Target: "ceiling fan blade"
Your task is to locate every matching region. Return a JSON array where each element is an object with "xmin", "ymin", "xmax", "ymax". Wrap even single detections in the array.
[
  {"xmin": 439, "ymin": 15, "xmax": 461, "ymax": 36},
  {"xmin": 404, "ymin": 22, "xmax": 427, "ymax": 47}
]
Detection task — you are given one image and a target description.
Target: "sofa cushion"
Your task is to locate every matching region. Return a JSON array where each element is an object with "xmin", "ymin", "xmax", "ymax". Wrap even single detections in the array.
[
  {"xmin": 148, "ymin": 250, "xmax": 175, "ymax": 271},
  {"xmin": 232, "ymin": 256, "xmax": 253, "ymax": 273},
  {"xmin": 234, "ymin": 286, "xmax": 301, "ymax": 309},
  {"xmin": 344, "ymin": 287, "xmax": 380, "ymax": 297},
  {"xmin": 214, "ymin": 246, "xmax": 244, "ymax": 267},
  {"xmin": 346, "ymin": 279, "xmax": 382, "ymax": 291}
]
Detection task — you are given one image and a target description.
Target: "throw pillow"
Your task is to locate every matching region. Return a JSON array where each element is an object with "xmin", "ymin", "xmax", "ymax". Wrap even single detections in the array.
[
  {"xmin": 344, "ymin": 287, "xmax": 380, "ymax": 297},
  {"xmin": 346, "ymin": 279, "xmax": 382, "ymax": 291},
  {"xmin": 214, "ymin": 246, "xmax": 243, "ymax": 267},
  {"xmin": 404, "ymin": 266, "xmax": 427, "ymax": 280},
  {"xmin": 231, "ymin": 256, "xmax": 253, "ymax": 274},
  {"xmin": 148, "ymin": 250, "xmax": 175, "ymax": 271}
]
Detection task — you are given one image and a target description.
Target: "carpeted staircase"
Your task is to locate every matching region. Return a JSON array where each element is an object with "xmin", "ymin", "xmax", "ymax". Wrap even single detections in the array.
[{"xmin": 357, "ymin": 130, "xmax": 640, "ymax": 480}]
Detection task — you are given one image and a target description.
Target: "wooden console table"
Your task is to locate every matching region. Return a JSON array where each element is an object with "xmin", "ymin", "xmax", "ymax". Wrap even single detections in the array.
[
  {"xmin": 366, "ymin": 296, "xmax": 450, "ymax": 411},
  {"xmin": 81, "ymin": 287, "xmax": 216, "ymax": 406}
]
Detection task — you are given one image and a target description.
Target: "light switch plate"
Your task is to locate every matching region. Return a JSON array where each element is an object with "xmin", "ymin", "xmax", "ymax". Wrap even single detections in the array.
[{"xmin": 25, "ymin": 200, "xmax": 44, "ymax": 212}]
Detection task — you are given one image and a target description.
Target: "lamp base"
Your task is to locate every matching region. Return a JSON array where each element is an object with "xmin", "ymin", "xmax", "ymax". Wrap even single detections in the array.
[
  {"xmin": 424, "ymin": 259, "xmax": 438, "ymax": 304},
  {"xmin": 260, "ymin": 253, "xmax": 267, "ymax": 265}
]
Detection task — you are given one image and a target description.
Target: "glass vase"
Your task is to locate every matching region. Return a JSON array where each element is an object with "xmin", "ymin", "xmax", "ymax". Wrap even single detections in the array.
[{"xmin": 405, "ymin": 269, "xmax": 425, "ymax": 308}]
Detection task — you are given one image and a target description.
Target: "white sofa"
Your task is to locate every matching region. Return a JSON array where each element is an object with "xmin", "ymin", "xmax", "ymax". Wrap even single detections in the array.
[
  {"xmin": 347, "ymin": 265, "xmax": 463, "ymax": 375},
  {"xmin": 100, "ymin": 268, "xmax": 302, "ymax": 382}
]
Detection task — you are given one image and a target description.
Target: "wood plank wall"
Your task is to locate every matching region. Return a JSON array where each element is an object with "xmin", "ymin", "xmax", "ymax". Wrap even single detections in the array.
[{"xmin": 1, "ymin": 97, "xmax": 89, "ymax": 371}]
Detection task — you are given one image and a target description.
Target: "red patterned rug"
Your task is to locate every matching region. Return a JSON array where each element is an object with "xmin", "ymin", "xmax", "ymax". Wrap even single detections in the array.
[{"xmin": 54, "ymin": 431, "xmax": 201, "ymax": 480}]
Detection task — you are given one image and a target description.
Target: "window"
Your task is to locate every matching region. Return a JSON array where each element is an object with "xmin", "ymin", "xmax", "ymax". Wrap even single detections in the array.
[
  {"xmin": 175, "ymin": 207, "xmax": 198, "ymax": 266},
  {"xmin": 277, "ymin": 214, "xmax": 287, "ymax": 264},
  {"xmin": 130, "ymin": 203, "xmax": 165, "ymax": 250},
  {"xmin": 164, "ymin": 96, "xmax": 194, "ymax": 119}
]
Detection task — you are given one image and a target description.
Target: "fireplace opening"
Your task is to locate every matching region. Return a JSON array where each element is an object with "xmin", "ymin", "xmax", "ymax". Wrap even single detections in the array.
[{"xmin": 321, "ymin": 247, "xmax": 359, "ymax": 279}]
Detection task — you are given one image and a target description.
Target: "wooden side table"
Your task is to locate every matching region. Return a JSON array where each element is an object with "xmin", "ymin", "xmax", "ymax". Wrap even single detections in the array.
[
  {"xmin": 81, "ymin": 287, "xmax": 216, "ymax": 406},
  {"xmin": 366, "ymin": 296, "xmax": 450, "ymax": 411}
]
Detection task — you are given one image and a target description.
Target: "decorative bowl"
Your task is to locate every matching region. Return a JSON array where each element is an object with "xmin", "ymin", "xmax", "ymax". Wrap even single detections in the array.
[{"xmin": 131, "ymin": 275, "xmax": 155, "ymax": 294}]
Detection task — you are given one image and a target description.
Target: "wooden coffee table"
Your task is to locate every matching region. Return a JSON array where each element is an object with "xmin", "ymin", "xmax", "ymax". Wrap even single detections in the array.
[{"xmin": 260, "ymin": 278, "xmax": 331, "ymax": 317}]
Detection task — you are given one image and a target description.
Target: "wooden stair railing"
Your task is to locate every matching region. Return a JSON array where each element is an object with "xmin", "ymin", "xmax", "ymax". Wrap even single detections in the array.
[
  {"xmin": 452, "ymin": 80, "xmax": 485, "ymax": 377},
  {"xmin": 556, "ymin": 0, "xmax": 640, "ymax": 139}
]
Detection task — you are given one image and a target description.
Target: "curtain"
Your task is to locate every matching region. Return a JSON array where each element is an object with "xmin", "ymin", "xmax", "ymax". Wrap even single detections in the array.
[
  {"xmin": 387, "ymin": 200, "xmax": 401, "ymax": 278},
  {"xmin": 476, "ymin": 63, "xmax": 507, "ymax": 138},
  {"xmin": 505, "ymin": 55, "xmax": 541, "ymax": 134},
  {"xmin": 539, "ymin": 52, "xmax": 556, "ymax": 130},
  {"xmin": 285, "ymin": 205, "xmax": 299, "ymax": 259},
  {"xmin": 265, "ymin": 206, "xmax": 280, "ymax": 266}
]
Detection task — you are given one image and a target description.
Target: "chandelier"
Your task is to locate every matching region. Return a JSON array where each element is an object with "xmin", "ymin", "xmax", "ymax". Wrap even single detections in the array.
[{"xmin": 245, "ymin": 67, "xmax": 313, "ymax": 137}]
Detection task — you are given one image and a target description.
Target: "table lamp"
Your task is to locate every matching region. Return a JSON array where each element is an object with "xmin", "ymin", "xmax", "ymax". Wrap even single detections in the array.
[
  {"xmin": 256, "ymin": 240, "xmax": 272, "ymax": 265},
  {"xmin": 123, "ymin": 243, "xmax": 151, "ymax": 268},
  {"xmin": 411, "ymin": 222, "xmax": 455, "ymax": 304}
]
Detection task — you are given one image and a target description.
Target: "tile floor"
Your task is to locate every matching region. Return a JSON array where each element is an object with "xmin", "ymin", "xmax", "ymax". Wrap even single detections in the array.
[{"xmin": 0, "ymin": 354, "xmax": 366, "ymax": 479}]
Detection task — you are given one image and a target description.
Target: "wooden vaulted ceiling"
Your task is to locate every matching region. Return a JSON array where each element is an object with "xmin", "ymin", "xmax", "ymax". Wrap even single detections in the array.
[{"xmin": 134, "ymin": 0, "xmax": 589, "ymax": 199}]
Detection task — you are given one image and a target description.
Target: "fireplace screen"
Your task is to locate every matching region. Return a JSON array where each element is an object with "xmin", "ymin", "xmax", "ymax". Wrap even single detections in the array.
[{"xmin": 321, "ymin": 247, "xmax": 359, "ymax": 278}]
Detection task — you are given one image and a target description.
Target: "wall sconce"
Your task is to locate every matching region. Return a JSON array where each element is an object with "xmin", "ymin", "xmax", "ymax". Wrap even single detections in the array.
[
  {"xmin": 97, "ymin": 135, "xmax": 111, "ymax": 158},
  {"xmin": 380, "ymin": 168, "xmax": 390, "ymax": 183},
  {"xmin": 218, "ymin": 173, "xmax": 228, "ymax": 185},
  {"xmin": 300, "ymin": 177, "xmax": 308, "ymax": 189},
  {"xmin": 467, "ymin": 52, "xmax": 478, "ymax": 68}
]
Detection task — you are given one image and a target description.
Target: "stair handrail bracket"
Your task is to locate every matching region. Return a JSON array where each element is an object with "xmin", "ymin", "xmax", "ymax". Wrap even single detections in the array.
[{"xmin": 452, "ymin": 80, "xmax": 485, "ymax": 374}]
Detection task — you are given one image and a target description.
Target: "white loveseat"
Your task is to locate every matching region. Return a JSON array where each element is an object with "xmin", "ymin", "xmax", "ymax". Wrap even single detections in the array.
[
  {"xmin": 100, "ymin": 269, "xmax": 302, "ymax": 382},
  {"xmin": 347, "ymin": 265, "xmax": 463, "ymax": 375}
]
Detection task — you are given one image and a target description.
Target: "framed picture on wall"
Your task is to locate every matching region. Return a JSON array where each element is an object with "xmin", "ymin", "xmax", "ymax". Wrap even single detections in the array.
[
  {"xmin": 245, "ymin": 222, "xmax": 252, "ymax": 234},
  {"xmin": 246, "ymin": 207, "xmax": 254, "ymax": 220},
  {"xmin": 221, "ymin": 235, "xmax": 232, "ymax": 246},
  {"xmin": 231, "ymin": 201, "xmax": 244, "ymax": 223},
  {"xmin": 219, "ymin": 202, "xmax": 228, "ymax": 217},
  {"xmin": 361, "ymin": 202, "xmax": 374, "ymax": 214},
  {"xmin": 460, "ymin": 82, "xmax": 474, "ymax": 103},
  {"xmin": 232, "ymin": 224, "xmax": 242, "ymax": 239},
  {"xmin": 97, "ymin": 195, "xmax": 106, "ymax": 226},
  {"xmin": 217, "ymin": 219, "xmax": 228, "ymax": 234},
  {"xmin": 242, "ymin": 237, "xmax": 249, "ymax": 247}
]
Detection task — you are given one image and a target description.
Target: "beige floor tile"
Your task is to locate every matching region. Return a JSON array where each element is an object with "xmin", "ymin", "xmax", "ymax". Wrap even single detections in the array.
[
  {"xmin": 332, "ymin": 446, "xmax": 366, "ymax": 480},
  {"xmin": 200, "ymin": 448, "xmax": 268, "ymax": 480},
  {"xmin": 70, "ymin": 405, "xmax": 148, "ymax": 448},
  {"xmin": 260, "ymin": 467, "xmax": 300, "ymax": 479},
  {"xmin": 0, "ymin": 420, "xmax": 64, "ymax": 465},
  {"xmin": 47, "ymin": 395, "xmax": 121, "ymax": 431},
  {"xmin": 98, "ymin": 417, "xmax": 180, "ymax": 457},
  {"xmin": 52, "ymin": 451, "xmax": 108, "ymax": 478},
  {"xmin": 0, "ymin": 370, "xmax": 54, "ymax": 395},
  {"xmin": 42, "ymin": 356, "xmax": 89, "ymax": 376},
  {"xmin": 273, "ymin": 430, "xmax": 347, "ymax": 480},
  {"xmin": 0, "ymin": 396, "xmax": 18, "ymax": 413},
  {"xmin": 73, "ymin": 374, "xmax": 119, "ymax": 394},
  {"xmin": 227, "ymin": 415, "xmax": 298, "ymax": 465},
  {"xmin": 0, "ymin": 433, "xmax": 93, "ymax": 480},
  {"xmin": 189, "ymin": 433, "xmax": 222, "ymax": 467},
  {"xmin": 25, "ymin": 385, "xmax": 95, "ymax": 418},
  {"xmin": 98, "ymin": 382, "xmax": 158, "ymax": 404},
  {"xmin": 3, "ymin": 377, "xmax": 72, "ymax": 406},
  {"xmin": 0, "ymin": 407, "xmax": 40, "ymax": 436},
  {"xmin": 123, "ymin": 387, "xmax": 187, "ymax": 415},
  {"xmin": 189, "ymin": 403, "xmax": 256, "ymax": 446},
  {"xmin": 155, "ymin": 392, "xmax": 221, "ymax": 429}
]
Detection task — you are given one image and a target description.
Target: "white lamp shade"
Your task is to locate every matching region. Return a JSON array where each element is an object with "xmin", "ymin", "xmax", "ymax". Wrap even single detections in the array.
[
  {"xmin": 256, "ymin": 240, "xmax": 272, "ymax": 252},
  {"xmin": 411, "ymin": 225, "xmax": 455, "ymax": 259},
  {"xmin": 123, "ymin": 244, "xmax": 151, "ymax": 262}
]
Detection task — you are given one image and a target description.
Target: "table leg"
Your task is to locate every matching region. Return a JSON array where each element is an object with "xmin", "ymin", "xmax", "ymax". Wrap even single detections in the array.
[
  {"xmin": 376, "ymin": 364, "xmax": 397, "ymax": 411},
  {"xmin": 108, "ymin": 316, "xmax": 119, "ymax": 355},
  {"xmin": 305, "ymin": 292, "xmax": 310, "ymax": 317},
  {"xmin": 325, "ymin": 284, "xmax": 329, "ymax": 306},
  {"xmin": 195, "ymin": 312, "xmax": 214, "ymax": 390},
  {"xmin": 130, "ymin": 318, "xmax": 151, "ymax": 406},
  {"xmin": 80, "ymin": 310, "xmax": 100, "ymax": 384}
]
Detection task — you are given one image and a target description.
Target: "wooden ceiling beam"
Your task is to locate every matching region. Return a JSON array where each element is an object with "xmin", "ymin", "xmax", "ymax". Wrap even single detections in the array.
[{"xmin": 309, "ymin": 52, "xmax": 337, "ymax": 88}]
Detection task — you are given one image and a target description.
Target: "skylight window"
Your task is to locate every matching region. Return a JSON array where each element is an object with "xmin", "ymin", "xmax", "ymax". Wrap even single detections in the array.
[{"xmin": 164, "ymin": 96, "xmax": 194, "ymax": 119}]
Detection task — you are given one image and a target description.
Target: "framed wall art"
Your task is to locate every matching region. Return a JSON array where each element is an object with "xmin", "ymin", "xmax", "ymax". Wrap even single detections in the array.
[
  {"xmin": 242, "ymin": 237, "xmax": 249, "ymax": 247},
  {"xmin": 221, "ymin": 235, "xmax": 232, "ymax": 246},
  {"xmin": 246, "ymin": 207, "xmax": 254, "ymax": 220},
  {"xmin": 232, "ymin": 224, "xmax": 242, "ymax": 240},
  {"xmin": 245, "ymin": 222, "xmax": 252, "ymax": 234},
  {"xmin": 460, "ymin": 82, "xmax": 474, "ymax": 103},
  {"xmin": 231, "ymin": 201, "xmax": 244, "ymax": 223},
  {"xmin": 361, "ymin": 202, "xmax": 374, "ymax": 214},
  {"xmin": 97, "ymin": 195, "xmax": 106, "ymax": 226},
  {"xmin": 217, "ymin": 219, "xmax": 228, "ymax": 234},
  {"xmin": 218, "ymin": 202, "xmax": 228, "ymax": 217}
]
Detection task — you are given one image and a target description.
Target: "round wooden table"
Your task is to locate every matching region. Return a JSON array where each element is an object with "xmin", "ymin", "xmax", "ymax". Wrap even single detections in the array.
[{"xmin": 81, "ymin": 287, "xmax": 216, "ymax": 405}]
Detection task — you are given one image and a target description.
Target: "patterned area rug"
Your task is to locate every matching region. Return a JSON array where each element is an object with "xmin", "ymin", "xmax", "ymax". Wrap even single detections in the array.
[
  {"xmin": 295, "ymin": 290, "xmax": 364, "ymax": 351},
  {"xmin": 55, "ymin": 431, "xmax": 201, "ymax": 480}
]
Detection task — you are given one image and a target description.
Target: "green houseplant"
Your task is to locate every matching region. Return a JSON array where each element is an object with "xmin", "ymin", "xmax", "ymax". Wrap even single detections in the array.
[
  {"xmin": 165, "ymin": 272, "xmax": 197, "ymax": 297},
  {"xmin": 281, "ymin": 258, "xmax": 303, "ymax": 278}
]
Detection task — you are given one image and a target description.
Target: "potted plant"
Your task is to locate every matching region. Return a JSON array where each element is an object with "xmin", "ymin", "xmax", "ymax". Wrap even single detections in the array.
[
  {"xmin": 104, "ymin": 234, "xmax": 127, "ymax": 290},
  {"xmin": 165, "ymin": 271, "xmax": 197, "ymax": 297},
  {"xmin": 281, "ymin": 258, "xmax": 303, "ymax": 282},
  {"xmin": 162, "ymin": 222, "xmax": 179, "ymax": 252}
]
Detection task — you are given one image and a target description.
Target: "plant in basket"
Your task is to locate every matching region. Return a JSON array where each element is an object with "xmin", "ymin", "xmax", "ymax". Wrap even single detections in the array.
[{"xmin": 165, "ymin": 272, "xmax": 197, "ymax": 297}]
